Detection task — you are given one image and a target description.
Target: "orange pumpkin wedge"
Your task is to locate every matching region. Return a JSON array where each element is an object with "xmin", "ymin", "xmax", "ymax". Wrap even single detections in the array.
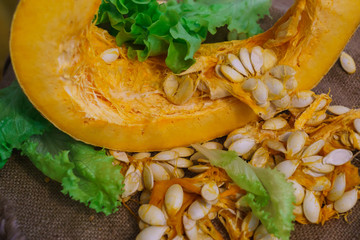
[{"xmin": 10, "ymin": 0, "xmax": 360, "ymax": 151}]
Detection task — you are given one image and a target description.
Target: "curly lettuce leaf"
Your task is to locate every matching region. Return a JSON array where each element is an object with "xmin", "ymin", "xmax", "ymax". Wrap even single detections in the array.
[
  {"xmin": 96, "ymin": 0, "xmax": 271, "ymax": 73},
  {"xmin": 0, "ymin": 81, "xmax": 124, "ymax": 215},
  {"xmin": 193, "ymin": 144, "xmax": 295, "ymax": 240}
]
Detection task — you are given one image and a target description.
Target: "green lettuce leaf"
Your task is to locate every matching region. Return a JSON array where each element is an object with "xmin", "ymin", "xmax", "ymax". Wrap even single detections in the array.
[
  {"xmin": 0, "ymin": 81, "xmax": 124, "ymax": 215},
  {"xmin": 96, "ymin": 0, "xmax": 271, "ymax": 73},
  {"xmin": 193, "ymin": 144, "xmax": 295, "ymax": 240}
]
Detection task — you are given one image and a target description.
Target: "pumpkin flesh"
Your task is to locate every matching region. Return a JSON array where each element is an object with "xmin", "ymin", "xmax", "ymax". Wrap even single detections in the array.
[{"xmin": 10, "ymin": 0, "xmax": 360, "ymax": 151}]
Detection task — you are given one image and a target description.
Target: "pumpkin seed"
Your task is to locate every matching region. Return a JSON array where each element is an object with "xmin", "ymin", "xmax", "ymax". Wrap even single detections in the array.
[
  {"xmin": 172, "ymin": 235, "xmax": 185, "ymax": 240},
  {"xmin": 327, "ymin": 172, "xmax": 346, "ymax": 202},
  {"xmin": 310, "ymin": 176, "xmax": 331, "ymax": 191},
  {"xmin": 153, "ymin": 150, "xmax": 179, "ymax": 161},
  {"xmin": 133, "ymin": 152, "xmax": 151, "ymax": 160},
  {"xmin": 289, "ymin": 180, "xmax": 305, "ymax": 205},
  {"xmin": 100, "ymin": 48, "xmax": 119, "ymax": 64},
  {"xmin": 334, "ymin": 188, "xmax": 358, "ymax": 213},
  {"xmin": 188, "ymin": 165, "xmax": 211, "ymax": 173},
  {"xmin": 158, "ymin": 162, "xmax": 185, "ymax": 178},
  {"xmin": 275, "ymin": 160, "xmax": 300, "ymax": 178},
  {"xmin": 287, "ymin": 130, "xmax": 308, "ymax": 157},
  {"xmin": 163, "ymin": 75, "xmax": 195, "ymax": 105},
  {"xmin": 340, "ymin": 51, "xmax": 356, "ymax": 74},
  {"xmin": 239, "ymin": 48, "xmax": 255, "ymax": 75},
  {"xmin": 284, "ymin": 76, "xmax": 298, "ymax": 90},
  {"xmin": 168, "ymin": 158, "xmax": 193, "ymax": 168},
  {"xmin": 183, "ymin": 215, "xmax": 198, "ymax": 240},
  {"xmin": 322, "ymin": 149, "xmax": 353, "ymax": 166},
  {"xmin": 354, "ymin": 119, "xmax": 360, "ymax": 134},
  {"xmin": 269, "ymin": 65, "xmax": 296, "ymax": 80},
  {"xmin": 228, "ymin": 53, "xmax": 248, "ymax": 76},
  {"xmin": 272, "ymin": 94, "xmax": 291, "ymax": 110},
  {"xmin": 301, "ymin": 140, "xmax": 325, "ymax": 158},
  {"xmin": 165, "ymin": 184, "xmax": 184, "ymax": 216},
  {"xmin": 136, "ymin": 226, "xmax": 168, "ymax": 240},
  {"xmin": 138, "ymin": 204, "xmax": 167, "ymax": 226},
  {"xmin": 264, "ymin": 76, "xmax": 285, "ymax": 98},
  {"xmin": 224, "ymin": 133, "xmax": 245, "ymax": 149},
  {"xmin": 251, "ymin": 46, "xmax": 264, "ymax": 74},
  {"xmin": 221, "ymin": 65, "xmax": 244, "ymax": 82},
  {"xmin": 190, "ymin": 151, "xmax": 207, "ymax": 161},
  {"xmin": 304, "ymin": 159, "xmax": 335, "ymax": 174},
  {"xmin": 252, "ymin": 80, "xmax": 268, "ymax": 105},
  {"xmin": 293, "ymin": 205, "xmax": 303, "ymax": 216},
  {"xmin": 254, "ymin": 224, "xmax": 279, "ymax": 240},
  {"xmin": 109, "ymin": 150, "xmax": 129, "ymax": 163},
  {"xmin": 201, "ymin": 141, "xmax": 223, "ymax": 150},
  {"xmin": 201, "ymin": 181, "xmax": 219, "ymax": 202},
  {"xmin": 303, "ymin": 190, "xmax": 321, "ymax": 224},
  {"xmin": 143, "ymin": 164, "xmax": 154, "ymax": 190},
  {"xmin": 291, "ymin": 91, "xmax": 314, "ymax": 108},
  {"xmin": 262, "ymin": 49, "xmax": 278, "ymax": 73},
  {"xmin": 149, "ymin": 163, "xmax": 170, "ymax": 181},
  {"xmin": 242, "ymin": 78, "xmax": 258, "ymax": 92},
  {"xmin": 215, "ymin": 65, "xmax": 226, "ymax": 79},
  {"xmin": 138, "ymin": 220, "xmax": 150, "ymax": 230},
  {"xmin": 250, "ymin": 147, "xmax": 270, "ymax": 168},
  {"xmin": 229, "ymin": 138, "xmax": 256, "ymax": 156},
  {"xmin": 262, "ymin": 117, "xmax": 287, "ymax": 130},
  {"xmin": 266, "ymin": 140, "xmax": 287, "ymax": 153},
  {"xmin": 122, "ymin": 172, "xmax": 141, "ymax": 198},
  {"xmin": 208, "ymin": 211, "xmax": 217, "ymax": 220},
  {"xmin": 241, "ymin": 212, "xmax": 259, "ymax": 234},
  {"xmin": 140, "ymin": 190, "xmax": 151, "ymax": 204},
  {"xmin": 306, "ymin": 113, "xmax": 327, "ymax": 126},
  {"xmin": 302, "ymin": 168, "xmax": 325, "ymax": 177},
  {"xmin": 171, "ymin": 147, "xmax": 194, "ymax": 157},
  {"xmin": 188, "ymin": 199, "xmax": 212, "ymax": 220},
  {"xmin": 302, "ymin": 155, "xmax": 323, "ymax": 164},
  {"xmin": 125, "ymin": 164, "xmax": 136, "ymax": 177},
  {"xmin": 278, "ymin": 131, "xmax": 292, "ymax": 142},
  {"xmin": 327, "ymin": 105, "xmax": 350, "ymax": 115},
  {"xmin": 315, "ymin": 99, "xmax": 328, "ymax": 111}
]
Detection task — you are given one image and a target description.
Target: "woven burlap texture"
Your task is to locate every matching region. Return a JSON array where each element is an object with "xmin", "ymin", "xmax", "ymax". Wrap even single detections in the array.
[{"xmin": 1, "ymin": 0, "xmax": 360, "ymax": 239}]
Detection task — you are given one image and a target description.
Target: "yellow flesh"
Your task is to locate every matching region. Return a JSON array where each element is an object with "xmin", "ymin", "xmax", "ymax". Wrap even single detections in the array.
[{"xmin": 10, "ymin": 0, "xmax": 360, "ymax": 151}]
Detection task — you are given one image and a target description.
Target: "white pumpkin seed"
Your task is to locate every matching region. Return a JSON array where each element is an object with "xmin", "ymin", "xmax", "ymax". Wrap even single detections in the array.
[
  {"xmin": 262, "ymin": 49, "xmax": 278, "ymax": 73},
  {"xmin": 252, "ymin": 80, "xmax": 268, "ymax": 105},
  {"xmin": 138, "ymin": 220, "xmax": 150, "ymax": 230},
  {"xmin": 289, "ymin": 180, "xmax": 305, "ymax": 205},
  {"xmin": 242, "ymin": 78, "xmax": 258, "ymax": 92},
  {"xmin": 109, "ymin": 150, "xmax": 129, "ymax": 163},
  {"xmin": 208, "ymin": 211, "xmax": 217, "ymax": 220},
  {"xmin": 224, "ymin": 133, "xmax": 245, "ymax": 149},
  {"xmin": 153, "ymin": 150, "xmax": 179, "ymax": 161},
  {"xmin": 221, "ymin": 65, "xmax": 244, "ymax": 82},
  {"xmin": 168, "ymin": 158, "xmax": 193, "ymax": 168},
  {"xmin": 340, "ymin": 51, "xmax": 356, "ymax": 74},
  {"xmin": 306, "ymin": 113, "xmax": 327, "ymax": 126},
  {"xmin": 327, "ymin": 173, "xmax": 346, "ymax": 202},
  {"xmin": 293, "ymin": 205, "xmax": 303, "ymax": 216},
  {"xmin": 302, "ymin": 168, "xmax": 325, "ymax": 177},
  {"xmin": 229, "ymin": 138, "xmax": 256, "ymax": 156},
  {"xmin": 287, "ymin": 130, "xmax": 308, "ymax": 157},
  {"xmin": 275, "ymin": 160, "xmax": 300, "ymax": 178},
  {"xmin": 284, "ymin": 76, "xmax": 298, "ymax": 90},
  {"xmin": 143, "ymin": 164, "xmax": 154, "ymax": 190},
  {"xmin": 171, "ymin": 147, "xmax": 194, "ymax": 157},
  {"xmin": 266, "ymin": 140, "xmax": 287, "ymax": 153},
  {"xmin": 270, "ymin": 65, "xmax": 296, "ymax": 80},
  {"xmin": 188, "ymin": 199, "xmax": 212, "ymax": 220},
  {"xmin": 251, "ymin": 46, "xmax": 264, "ymax": 74},
  {"xmin": 190, "ymin": 151, "xmax": 207, "ymax": 161},
  {"xmin": 149, "ymin": 163, "xmax": 170, "ymax": 181},
  {"xmin": 302, "ymin": 155, "xmax": 323, "ymax": 164},
  {"xmin": 165, "ymin": 184, "xmax": 184, "ymax": 216},
  {"xmin": 278, "ymin": 131, "xmax": 292, "ymax": 143},
  {"xmin": 125, "ymin": 164, "xmax": 136, "ymax": 177},
  {"xmin": 188, "ymin": 165, "xmax": 211, "ymax": 173},
  {"xmin": 100, "ymin": 48, "xmax": 119, "ymax": 64},
  {"xmin": 272, "ymin": 94, "xmax": 291, "ymax": 109},
  {"xmin": 215, "ymin": 64, "xmax": 225, "ymax": 79},
  {"xmin": 250, "ymin": 147, "xmax": 270, "ymax": 168},
  {"xmin": 264, "ymin": 77, "xmax": 285, "ymax": 98},
  {"xmin": 183, "ymin": 215, "xmax": 198, "ymax": 240},
  {"xmin": 136, "ymin": 226, "xmax": 168, "ymax": 240},
  {"xmin": 241, "ymin": 212, "xmax": 260, "ymax": 234},
  {"xmin": 291, "ymin": 91, "xmax": 314, "ymax": 108},
  {"xmin": 201, "ymin": 181, "xmax": 219, "ymax": 202},
  {"xmin": 303, "ymin": 190, "xmax": 321, "ymax": 224},
  {"xmin": 354, "ymin": 119, "xmax": 360, "ymax": 134},
  {"xmin": 262, "ymin": 117, "xmax": 287, "ymax": 130},
  {"xmin": 301, "ymin": 140, "xmax": 325, "ymax": 158},
  {"xmin": 239, "ymin": 48, "xmax": 255, "ymax": 75},
  {"xmin": 138, "ymin": 204, "xmax": 167, "ymax": 226},
  {"xmin": 254, "ymin": 224, "xmax": 279, "ymax": 240},
  {"xmin": 304, "ymin": 159, "xmax": 335, "ymax": 174},
  {"xmin": 202, "ymin": 141, "xmax": 223, "ymax": 150},
  {"xmin": 327, "ymin": 105, "xmax": 350, "ymax": 115},
  {"xmin": 158, "ymin": 162, "xmax": 185, "ymax": 178},
  {"xmin": 122, "ymin": 172, "xmax": 141, "ymax": 198},
  {"xmin": 133, "ymin": 152, "xmax": 151, "ymax": 160},
  {"xmin": 334, "ymin": 188, "xmax": 358, "ymax": 213},
  {"xmin": 228, "ymin": 53, "xmax": 248, "ymax": 76},
  {"xmin": 323, "ymin": 149, "xmax": 353, "ymax": 166},
  {"xmin": 315, "ymin": 99, "xmax": 328, "ymax": 111}
]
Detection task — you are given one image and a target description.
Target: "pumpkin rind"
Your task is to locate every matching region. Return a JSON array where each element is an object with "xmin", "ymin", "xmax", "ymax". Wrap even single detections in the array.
[{"xmin": 10, "ymin": 0, "xmax": 360, "ymax": 151}]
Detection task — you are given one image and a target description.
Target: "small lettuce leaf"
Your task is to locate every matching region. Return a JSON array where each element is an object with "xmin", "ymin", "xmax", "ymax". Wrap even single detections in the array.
[
  {"xmin": 193, "ymin": 144, "xmax": 295, "ymax": 240},
  {"xmin": 96, "ymin": 0, "xmax": 271, "ymax": 73}
]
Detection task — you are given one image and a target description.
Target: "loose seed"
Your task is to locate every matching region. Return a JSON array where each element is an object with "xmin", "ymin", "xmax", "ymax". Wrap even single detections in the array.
[
  {"xmin": 221, "ymin": 65, "xmax": 244, "ymax": 82},
  {"xmin": 229, "ymin": 138, "xmax": 256, "ymax": 156},
  {"xmin": 327, "ymin": 173, "xmax": 346, "ymax": 202},
  {"xmin": 239, "ymin": 48, "xmax": 255, "ymax": 75},
  {"xmin": 140, "ymin": 190, "xmax": 151, "ymax": 205},
  {"xmin": 215, "ymin": 65, "xmax": 225, "ymax": 79},
  {"xmin": 264, "ymin": 76, "xmax": 285, "ymax": 98},
  {"xmin": 284, "ymin": 76, "xmax": 298, "ymax": 90},
  {"xmin": 138, "ymin": 204, "xmax": 167, "ymax": 226},
  {"xmin": 315, "ymin": 99, "xmax": 328, "ymax": 111},
  {"xmin": 158, "ymin": 162, "xmax": 185, "ymax": 178},
  {"xmin": 165, "ymin": 184, "xmax": 184, "ymax": 216},
  {"xmin": 224, "ymin": 133, "xmax": 245, "ymax": 149},
  {"xmin": 163, "ymin": 75, "xmax": 195, "ymax": 105},
  {"xmin": 254, "ymin": 224, "xmax": 278, "ymax": 240},
  {"xmin": 149, "ymin": 163, "xmax": 170, "ymax": 181},
  {"xmin": 138, "ymin": 220, "xmax": 150, "ymax": 230},
  {"xmin": 270, "ymin": 65, "xmax": 296, "ymax": 80},
  {"xmin": 202, "ymin": 141, "xmax": 223, "ymax": 150},
  {"xmin": 334, "ymin": 188, "xmax": 358, "ymax": 213},
  {"xmin": 278, "ymin": 131, "xmax": 292, "ymax": 142},
  {"xmin": 188, "ymin": 199, "xmax": 212, "ymax": 220},
  {"xmin": 241, "ymin": 212, "xmax": 259, "ymax": 234},
  {"xmin": 275, "ymin": 160, "xmax": 300, "ymax": 178},
  {"xmin": 289, "ymin": 180, "xmax": 305, "ymax": 205},
  {"xmin": 133, "ymin": 152, "xmax": 151, "ymax": 160},
  {"xmin": 302, "ymin": 168, "xmax": 325, "ymax": 177},
  {"xmin": 242, "ymin": 78, "xmax": 258, "ymax": 92},
  {"xmin": 122, "ymin": 172, "xmax": 141, "ymax": 198},
  {"xmin": 293, "ymin": 205, "xmax": 303, "ymax": 216},
  {"xmin": 143, "ymin": 164, "xmax": 154, "ymax": 190},
  {"xmin": 190, "ymin": 151, "xmax": 207, "ymax": 161},
  {"xmin": 340, "ymin": 51, "xmax": 356, "ymax": 74},
  {"xmin": 287, "ymin": 130, "xmax": 308, "ymax": 157},
  {"xmin": 201, "ymin": 181, "xmax": 219, "ymax": 202},
  {"xmin": 303, "ymin": 190, "xmax": 321, "ymax": 224},
  {"xmin": 322, "ymin": 149, "xmax": 353, "ymax": 166},
  {"xmin": 183, "ymin": 215, "xmax": 198, "ymax": 240},
  {"xmin": 306, "ymin": 113, "xmax": 327, "ymax": 126},
  {"xmin": 354, "ymin": 119, "xmax": 360, "ymax": 134},
  {"xmin": 272, "ymin": 94, "xmax": 290, "ymax": 109},
  {"xmin": 100, "ymin": 48, "xmax": 119, "ymax": 64},
  {"xmin": 251, "ymin": 46, "xmax": 264, "ymax": 74},
  {"xmin": 262, "ymin": 117, "xmax": 287, "ymax": 130},
  {"xmin": 327, "ymin": 105, "xmax": 350, "ymax": 115},
  {"xmin": 252, "ymin": 80, "xmax": 268, "ymax": 105},
  {"xmin": 266, "ymin": 140, "xmax": 287, "ymax": 153},
  {"xmin": 125, "ymin": 164, "xmax": 136, "ymax": 177},
  {"xmin": 304, "ymin": 159, "xmax": 335, "ymax": 174},
  {"xmin": 136, "ymin": 226, "xmax": 168, "ymax": 240},
  {"xmin": 153, "ymin": 150, "xmax": 179, "ymax": 161},
  {"xmin": 228, "ymin": 53, "xmax": 248, "ymax": 76},
  {"xmin": 109, "ymin": 150, "xmax": 129, "ymax": 163},
  {"xmin": 168, "ymin": 158, "xmax": 193, "ymax": 168},
  {"xmin": 291, "ymin": 91, "xmax": 314, "ymax": 108},
  {"xmin": 262, "ymin": 49, "xmax": 278, "ymax": 73},
  {"xmin": 250, "ymin": 147, "xmax": 270, "ymax": 168},
  {"xmin": 302, "ymin": 155, "xmax": 323, "ymax": 164},
  {"xmin": 188, "ymin": 165, "xmax": 211, "ymax": 173},
  {"xmin": 171, "ymin": 147, "xmax": 194, "ymax": 157},
  {"xmin": 301, "ymin": 140, "xmax": 325, "ymax": 158}
]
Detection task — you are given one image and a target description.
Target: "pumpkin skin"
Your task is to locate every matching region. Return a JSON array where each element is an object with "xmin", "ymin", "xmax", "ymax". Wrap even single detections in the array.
[{"xmin": 10, "ymin": 0, "xmax": 360, "ymax": 151}]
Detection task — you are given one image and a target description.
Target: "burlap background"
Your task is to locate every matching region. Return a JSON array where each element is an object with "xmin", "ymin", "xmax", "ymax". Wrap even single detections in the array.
[{"xmin": 1, "ymin": 0, "xmax": 360, "ymax": 239}]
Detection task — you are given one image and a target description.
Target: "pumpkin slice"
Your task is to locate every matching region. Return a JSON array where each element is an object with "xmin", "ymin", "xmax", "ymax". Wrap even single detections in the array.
[{"xmin": 10, "ymin": 0, "xmax": 360, "ymax": 151}]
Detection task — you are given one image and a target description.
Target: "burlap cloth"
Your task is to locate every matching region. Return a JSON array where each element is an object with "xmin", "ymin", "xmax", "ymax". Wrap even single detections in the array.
[{"xmin": 0, "ymin": 0, "xmax": 359, "ymax": 239}]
